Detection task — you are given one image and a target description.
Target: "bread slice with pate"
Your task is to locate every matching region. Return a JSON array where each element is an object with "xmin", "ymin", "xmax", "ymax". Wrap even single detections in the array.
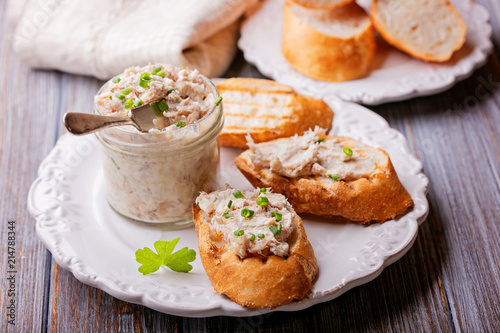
[
  {"xmin": 193, "ymin": 188, "xmax": 318, "ymax": 309},
  {"xmin": 216, "ymin": 78, "xmax": 333, "ymax": 149},
  {"xmin": 234, "ymin": 128, "xmax": 413, "ymax": 224},
  {"xmin": 371, "ymin": 0, "xmax": 466, "ymax": 62},
  {"xmin": 282, "ymin": 0, "xmax": 376, "ymax": 82}
]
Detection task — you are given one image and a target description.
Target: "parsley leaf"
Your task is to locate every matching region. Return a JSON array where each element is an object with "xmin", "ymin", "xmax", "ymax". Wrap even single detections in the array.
[{"xmin": 135, "ymin": 238, "xmax": 196, "ymax": 274}]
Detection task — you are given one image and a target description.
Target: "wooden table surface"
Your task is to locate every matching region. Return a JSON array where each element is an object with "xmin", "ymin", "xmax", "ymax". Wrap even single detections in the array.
[{"xmin": 1, "ymin": 0, "xmax": 499, "ymax": 332}]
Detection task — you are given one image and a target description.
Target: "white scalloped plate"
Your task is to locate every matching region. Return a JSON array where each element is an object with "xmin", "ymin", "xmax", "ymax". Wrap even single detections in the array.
[
  {"xmin": 28, "ymin": 96, "xmax": 429, "ymax": 317},
  {"xmin": 239, "ymin": 0, "xmax": 493, "ymax": 105}
]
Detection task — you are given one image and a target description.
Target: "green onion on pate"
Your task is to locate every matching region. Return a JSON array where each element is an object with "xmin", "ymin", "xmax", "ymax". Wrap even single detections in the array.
[
  {"xmin": 241, "ymin": 208, "xmax": 254, "ymax": 218},
  {"xmin": 256, "ymin": 197, "xmax": 268, "ymax": 206},
  {"xmin": 343, "ymin": 147, "xmax": 353, "ymax": 156}
]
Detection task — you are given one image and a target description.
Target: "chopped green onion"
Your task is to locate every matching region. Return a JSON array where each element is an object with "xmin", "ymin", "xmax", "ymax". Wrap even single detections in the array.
[
  {"xmin": 151, "ymin": 67, "xmax": 162, "ymax": 75},
  {"xmin": 227, "ymin": 200, "xmax": 233, "ymax": 208},
  {"xmin": 157, "ymin": 99, "xmax": 169, "ymax": 112},
  {"xmin": 112, "ymin": 77, "xmax": 121, "ymax": 83},
  {"xmin": 180, "ymin": 67, "xmax": 185, "ymax": 70},
  {"xmin": 256, "ymin": 197, "xmax": 268, "ymax": 206},
  {"xmin": 343, "ymin": 147, "xmax": 353, "ymax": 156},
  {"xmin": 277, "ymin": 222, "xmax": 282, "ymax": 234},
  {"xmin": 139, "ymin": 73, "xmax": 152, "ymax": 89},
  {"xmin": 109, "ymin": 96, "xmax": 112, "ymax": 100},
  {"xmin": 141, "ymin": 72, "xmax": 151, "ymax": 80},
  {"xmin": 133, "ymin": 100, "xmax": 143, "ymax": 108},
  {"xmin": 175, "ymin": 121, "xmax": 186, "ymax": 128},
  {"xmin": 249, "ymin": 233, "xmax": 255, "ymax": 241},
  {"xmin": 272, "ymin": 212, "xmax": 282, "ymax": 222},
  {"xmin": 233, "ymin": 191, "xmax": 244, "ymax": 198},
  {"xmin": 156, "ymin": 70, "xmax": 166, "ymax": 78},
  {"xmin": 151, "ymin": 102, "xmax": 162, "ymax": 116},
  {"xmin": 110, "ymin": 89, "xmax": 114, "ymax": 93},
  {"xmin": 124, "ymin": 99, "xmax": 134, "ymax": 109},
  {"xmin": 260, "ymin": 188, "xmax": 267, "ymax": 194},
  {"xmin": 115, "ymin": 93, "xmax": 125, "ymax": 100},
  {"xmin": 269, "ymin": 225, "xmax": 281, "ymax": 235},
  {"xmin": 241, "ymin": 208, "xmax": 254, "ymax": 218},
  {"xmin": 234, "ymin": 230, "xmax": 244, "ymax": 236},
  {"xmin": 224, "ymin": 210, "xmax": 233, "ymax": 219},
  {"xmin": 167, "ymin": 89, "xmax": 175, "ymax": 95},
  {"xmin": 214, "ymin": 96, "xmax": 223, "ymax": 106},
  {"xmin": 257, "ymin": 233, "xmax": 265, "ymax": 239},
  {"xmin": 317, "ymin": 138, "xmax": 325, "ymax": 143},
  {"xmin": 328, "ymin": 174, "xmax": 340, "ymax": 181},
  {"xmin": 121, "ymin": 87, "xmax": 130, "ymax": 95}
]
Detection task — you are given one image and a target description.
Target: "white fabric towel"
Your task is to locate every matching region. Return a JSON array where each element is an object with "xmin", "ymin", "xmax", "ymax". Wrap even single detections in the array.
[{"xmin": 7, "ymin": 0, "xmax": 257, "ymax": 79}]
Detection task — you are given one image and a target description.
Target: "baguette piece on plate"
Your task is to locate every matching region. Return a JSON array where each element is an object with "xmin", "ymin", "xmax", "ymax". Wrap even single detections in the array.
[
  {"xmin": 288, "ymin": 0, "xmax": 354, "ymax": 10},
  {"xmin": 371, "ymin": 0, "xmax": 466, "ymax": 62},
  {"xmin": 193, "ymin": 188, "xmax": 318, "ymax": 309},
  {"xmin": 216, "ymin": 78, "xmax": 334, "ymax": 148},
  {"xmin": 234, "ymin": 128, "xmax": 413, "ymax": 224},
  {"xmin": 282, "ymin": 0, "xmax": 376, "ymax": 82}
]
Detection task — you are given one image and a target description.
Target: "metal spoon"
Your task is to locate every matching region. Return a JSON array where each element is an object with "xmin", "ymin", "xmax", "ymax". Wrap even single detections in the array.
[{"xmin": 63, "ymin": 104, "xmax": 158, "ymax": 135}]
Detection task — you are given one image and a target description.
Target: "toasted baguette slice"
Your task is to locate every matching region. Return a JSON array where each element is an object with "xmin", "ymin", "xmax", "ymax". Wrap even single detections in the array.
[
  {"xmin": 282, "ymin": 1, "xmax": 376, "ymax": 82},
  {"xmin": 234, "ymin": 130, "xmax": 413, "ymax": 224},
  {"xmin": 371, "ymin": 0, "xmax": 466, "ymax": 62},
  {"xmin": 288, "ymin": 0, "xmax": 354, "ymax": 10},
  {"xmin": 193, "ymin": 188, "xmax": 318, "ymax": 309},
  {"xmin": 216, "ymin": 78, "xmax": 333, "ymax": 149}
]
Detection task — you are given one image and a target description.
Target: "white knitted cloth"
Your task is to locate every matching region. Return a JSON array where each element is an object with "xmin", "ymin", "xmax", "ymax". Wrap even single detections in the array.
[{"xmin": 7, "ymin": 0, "xmax": 256, "ymax": 79}]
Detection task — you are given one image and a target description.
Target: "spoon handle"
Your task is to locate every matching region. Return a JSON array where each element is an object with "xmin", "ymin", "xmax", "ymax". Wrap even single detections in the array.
[{"xmin": 63, "ymin": 112, "xmax": 136, "ymax": 135}]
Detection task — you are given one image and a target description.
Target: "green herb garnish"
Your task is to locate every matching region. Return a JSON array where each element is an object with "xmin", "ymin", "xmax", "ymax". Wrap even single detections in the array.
[
  {"xmin": 257, "ymin": 197, "xmax": 268, "ymax": 206},
  {"xmin": 167, "ymin": 89, "xmax": 175, "ymax": 95},
  {"xmin": 317, "ymin": 138, "xmax": 325, "ymax": 143},
  {"xmin": 214, "ymin": 96, "xmax": 223, "ymax": 106},
  {"xmin": 175, "ymin": 121, "xmax": 186, "ymax": 128},
  {"xmin": 249, "ymin": 233, "xmax": 256, "ymax": 241},
  {"xmin": 112, "ymin": 77, "xmax": 121, "ymax": 83},
  {"xmin": 121, "ymin": 87, "xmax": 131, "ymax": 95},
  {"xmin": 234, "ymin": 230, "xmax": 244, "ymax": 236},
  {"xmin": 272, "ymin": 212, "xmax": 282, "ymax": 222},
  {"xmin": 151, "ymin": 67, "xmax": 162, "ymax": 75},
  {"xmin": 343, "ymin": 147, "xmax": 353, "ymax": 156},
  {"xmin": 157, "ymin": 99, "xmax": 169, "ymax": 112},
  {"xmin": 269, "ymin": 224, "xmax": 281, "ymax": 235},
  {"xmin": 224, "ymin": 210, "xmax": 233, "ymax": 219},
  {"xmin": 151, "ymin": 102, "xmax": 162, "ymax": 116},
  {"xmin": 109, "ymin": 96, "xmax": 112, "ymax": 100},
  {"xmin": 124, "ymin": 99, "xmax": 134, "ymax": 109},
  {"xmin": 115, "ymin": 93, "xmax": 125, "ymax": 100},
  {"xmin": 135, "ymin": 238, "xmax": 196, "ymax": 274},
  {"xmin": 139, "ymin": 72, "xmax": 152, "ymax": 89},
  {"xmin": 227, "ymin": 200, "xmax": 233, "ymax": 208},
  {"xmin": 257, "ymin": 233, "xmax": 265, "ymax": 239},
  {"xmin": 241, "ymin": 208, "xmax": 254, "ymax": 218},
  {"xmin": 233, "ymin": 191, "xmax": 244, "ymax": 198},
  {"xmin": 133, "ymin": 100, "xmax": 144, "ymax": 108},
  {"xmin": 328, "ymin": 174, "xmax": 340, "ymax": 180},
  {"xmin": 260, "ymin": 188, "xmax": 267, "ymax": 194},
  {"xmin": 157, "ymin": 70, "xmax": 166, "ymax": 78},
  {"xmin": 180, "ymin": 67, "xmax": 185, "ymax": 70}
]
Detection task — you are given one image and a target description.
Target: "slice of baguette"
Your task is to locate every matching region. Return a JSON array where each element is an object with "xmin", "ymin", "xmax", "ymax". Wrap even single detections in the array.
[
  {"xmin": 371, "ymin": 0, "xmax": 466, "ymax": 62},
  {"xmin": 288, "ymin": 0, "xmax": 354, "ymax": 10},
  {"xmin": 282, "ymin": 0, "xmax": 376, "ymax": 82},
  {"xmin": 234, "ymin": 132, "xmax": 413, "ymax": 224},
  {"xmin": 193, "ymin": 188, "xmax": 318, "ymax": 309},
  {"xmin": 216, "ymin": 78, "xmax": 334, "ymax": 149}
]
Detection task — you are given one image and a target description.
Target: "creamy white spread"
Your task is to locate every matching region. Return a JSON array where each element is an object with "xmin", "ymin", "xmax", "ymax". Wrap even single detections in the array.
[
  {"xmin": 247, "ymin": 127, "xmax": 385, "ymax": 181},
  {"xmin": 95, "ymin": 64, "xmax": 215, "ymax": 132},
  {"xmin": 196, "ymin": 188, "xmax": 295, "ymax": 259},
  {"xmin": 95, "ymin": 64, "xmax": 222, "ymax": 224}
]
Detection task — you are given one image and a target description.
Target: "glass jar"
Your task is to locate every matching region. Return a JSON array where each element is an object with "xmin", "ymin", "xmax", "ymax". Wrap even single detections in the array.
[{"xmin": 95, "ymin": 77, "xmax": 223, "ymax": 228}]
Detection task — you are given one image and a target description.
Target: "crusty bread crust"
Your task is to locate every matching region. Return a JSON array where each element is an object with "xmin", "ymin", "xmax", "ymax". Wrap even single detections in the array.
[
  {"xmin": 193, "ymin": 204, "xmax": 318, "ymax": 309},
  {"xmin": 282, "ymin": 1, "xmax": 376, "ymax": 82},
  {"xmin": 234, "ymin": 136, "xmax": 414, "ymax": 224},
  {"xmin": 371, "ymin": 0, "xmax": 466, "ymax": 62},
  {"xmin": 288, "ymin": 0, "xmax": 354, "ymax": 10},
  {"xmin": 217, "ymin": 78, "xmax": 333, "ymax": 149}
]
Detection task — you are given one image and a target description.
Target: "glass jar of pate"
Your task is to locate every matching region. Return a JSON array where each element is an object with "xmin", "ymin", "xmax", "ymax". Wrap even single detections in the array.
[{"xmin": 94, "ymin": 72, "xmax": 223, "ymax": 228}]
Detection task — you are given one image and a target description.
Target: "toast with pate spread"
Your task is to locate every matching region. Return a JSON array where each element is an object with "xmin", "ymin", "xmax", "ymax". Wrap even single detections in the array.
[
  {"xmin": 216, "ymin": 78, "xmax": 333, "ymax": 148},
  {"xmin": 282, "ymin": 0, "xmax": 376, "ymax": 82},
  {"xmin": 234, "ymin": 128, "xmax": 413, "ymax": 224},
  {"xmin": 371, "ymin": 0, "xmax": 466, "ymax": 62},
  {"xmin": 193, "ymin": 188, "xmax": 318, "ymax": 309}
]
